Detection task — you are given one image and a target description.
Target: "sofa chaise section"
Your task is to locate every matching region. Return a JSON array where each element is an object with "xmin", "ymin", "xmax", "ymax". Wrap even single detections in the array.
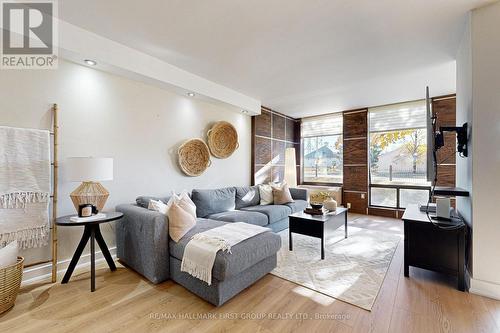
[
  {"xmin": 169, "ymin": 218, "xmax": 281, "ymax": 306},
  {"xmin": 169, "ymin": 219, "xmax": 281, "ymax": 281}
]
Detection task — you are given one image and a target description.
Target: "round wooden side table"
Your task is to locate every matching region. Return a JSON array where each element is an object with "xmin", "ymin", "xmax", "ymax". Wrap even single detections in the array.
[{"xmin": 56, "ymin": 212, "xmax": 123, "ymax": 292}]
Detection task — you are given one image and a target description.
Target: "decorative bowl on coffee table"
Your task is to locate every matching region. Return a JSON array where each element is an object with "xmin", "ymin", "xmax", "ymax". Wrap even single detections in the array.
[{"xmin": 310, "ymin": 203, "xmax": 323, "ymax": 210}]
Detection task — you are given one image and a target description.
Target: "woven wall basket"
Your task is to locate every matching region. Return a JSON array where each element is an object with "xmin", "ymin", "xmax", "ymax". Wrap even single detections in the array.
[
  {"xmin": 207, "ymin": 121, "xmax": 239, "ymax": 159},
  {"xmin": 178, "ymin": 138, "xmax": 212, "ymax": 177}
]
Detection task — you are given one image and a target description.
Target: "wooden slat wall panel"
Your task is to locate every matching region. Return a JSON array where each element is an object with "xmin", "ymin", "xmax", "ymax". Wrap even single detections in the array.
[
  {"xmin": 293, "ymin": 121, "xmax": 301, "ymax": 143},
  {"xmin": 436, "ymin": 164, "xmax": 456, "ymax": 186},
  {"xmin": 252, "ymin": 107, "xmax": 300, "ymax": 185},
  {"xmin": 272, "ymin": 113, "xmax": 286, "ymax": 140},
  {"xmin": 344, "ymin": 166, "xmax": 368, "ymax": 192},
  {"xmin": 438, "ymin": 133, "xmax": 457, "ymax": 164},
  {"xmin": 285, "ymin": 118, "xmax": 296, "ymax": 142},
  {"xmin": 272, "ymin": 140, "xmax": 286, "ymax": 165},
  {"xmin": 344, "ymin": 139, "xmax": 367, "ymax": 165},
  {"xmin": 368, "ymin": 207, "xmax": 399, "ymax": 218},
  {"xmin": 344, "ymin": 192, "xmax": 367, "ymax": 214},
  {"xmin": 255, "ymin": 165, "xmax": 271, "ymax": 184},
  {"xmin": 434, "ymin": 98, "xmax": 457, "ymax": 165},
  {"xmin": 432, "ymin": 97, "xmax": 456, "ymax": 188},
  {"xmin": 254, "ymin": 137, "xmax": 271, "ymax": 165},
  {"xmin": 255, "ymin": 109, "xmax": 271, "ymax": 137},
  {"xmin": 344, "ymin": 111, "xmax": 367, "ymax": 138},
  {"xmin": 343, "ymin": 109, "xmax": 368, "ymax": 214}
]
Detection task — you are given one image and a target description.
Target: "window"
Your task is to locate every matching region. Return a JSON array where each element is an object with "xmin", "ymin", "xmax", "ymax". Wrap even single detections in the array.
[
  {"xmin": 301, "ymin": 113, "xmax": 343, "ymax": 184},
  {"xmin": 369, "ymin": 101, "xmax": 430, "ymax": 208}
]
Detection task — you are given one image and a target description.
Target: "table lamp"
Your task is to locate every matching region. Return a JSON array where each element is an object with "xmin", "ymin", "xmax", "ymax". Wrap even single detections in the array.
[{"xmin": 65, "ymin": 157, "xmax": 113, "ymax": 213}]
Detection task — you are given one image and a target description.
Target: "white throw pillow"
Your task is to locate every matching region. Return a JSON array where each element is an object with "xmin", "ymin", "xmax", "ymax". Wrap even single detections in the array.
[
  {"xmin": 148, "ymin": 199, "xmax": 170, "ymax": 215},
  {"xmin": 0, "ymin": 241, "xmax": 18, "ymax": 268},
  {"xmin": 259, "ymin": 184, "xmax": 274, "ymax": 205}
]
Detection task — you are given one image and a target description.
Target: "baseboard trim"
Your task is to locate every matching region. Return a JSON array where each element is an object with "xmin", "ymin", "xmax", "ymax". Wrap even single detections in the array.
[
  {"xmin": 470, "ymin": 277, "xmax": 500, "ymax": 300},
  {"xmin": 22, "ymin": 246, "xmax": 117, "ymax": 285}
]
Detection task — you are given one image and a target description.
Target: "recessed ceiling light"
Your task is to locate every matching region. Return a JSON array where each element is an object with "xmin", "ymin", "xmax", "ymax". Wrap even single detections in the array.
[
  {"xmin": 187, "ymin": 92, "xmax": 195, "ymax": 97},
  {"xmin": 84, "ymin": 59, "xmax": 97, "ymax": 66},
  {"xmin": 241, "ymin": 110, "xmax": 249, "ymax": 114}
]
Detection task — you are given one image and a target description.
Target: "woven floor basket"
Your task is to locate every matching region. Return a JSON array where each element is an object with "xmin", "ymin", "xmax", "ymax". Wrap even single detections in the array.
[
  {"xmin": 178, "ymin": 138, "xmax": 212, "ymax": 176},
  {"xmin": 0, "ymin": 256, "xmax": 24, "ymax": 314},
  {"xmin": 207, "ymin": 121, "xmax": 239, "ymax": 159}
]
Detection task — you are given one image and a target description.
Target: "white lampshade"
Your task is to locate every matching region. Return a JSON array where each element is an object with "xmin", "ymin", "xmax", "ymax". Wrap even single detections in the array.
[
  {"xmin": 65, "ymin": 157, "xmax": 113, "ymax": 182},
  {"xmin": 284, "ymin": 148, "xmax": 297, "ymax": 188}
]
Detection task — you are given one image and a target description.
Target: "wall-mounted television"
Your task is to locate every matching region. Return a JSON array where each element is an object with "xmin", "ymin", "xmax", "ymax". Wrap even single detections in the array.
[{"xmin": 426, "ymin": 86, "xmax": 435, "ymax": 182}]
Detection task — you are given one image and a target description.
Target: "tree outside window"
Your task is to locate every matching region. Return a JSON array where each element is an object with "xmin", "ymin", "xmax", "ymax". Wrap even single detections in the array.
[{"xmin": 370, "ymin": 129, "xmax": 427, "ymax": 185}]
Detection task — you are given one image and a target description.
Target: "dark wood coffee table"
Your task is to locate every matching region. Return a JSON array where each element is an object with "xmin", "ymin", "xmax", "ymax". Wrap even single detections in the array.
[{"xmin": 289, "ymin": 207, "xmax": 348, "ymax": 259}]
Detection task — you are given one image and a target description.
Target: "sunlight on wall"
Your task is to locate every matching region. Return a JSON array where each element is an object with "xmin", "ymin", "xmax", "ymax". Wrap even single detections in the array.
[{"xmin": 255, "ymin": 156, "xmax": 280, "ymax": 184}]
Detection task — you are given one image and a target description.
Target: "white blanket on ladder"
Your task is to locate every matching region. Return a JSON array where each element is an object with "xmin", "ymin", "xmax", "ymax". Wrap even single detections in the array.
[
  {"xmin": 0, "ymin": 126, "xmax": 51, "ymax": 249},
  {"xmin": 181, "ymin": 222, "xmax": 269, "ymax": 285}
]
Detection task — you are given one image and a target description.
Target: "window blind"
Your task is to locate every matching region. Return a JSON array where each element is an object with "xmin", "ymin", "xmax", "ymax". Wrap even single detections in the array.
[
  {"xmin": 301, "ymin": 113, "xmax": 343, "ymax": 138},
  {"xmin": 369, "ymin": 100, "xmax": 426, "ymax": 132}
]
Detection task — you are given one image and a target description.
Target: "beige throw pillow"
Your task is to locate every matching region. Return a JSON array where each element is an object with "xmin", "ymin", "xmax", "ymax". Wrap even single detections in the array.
[
  {"xmin": 272, "ymin": 183, "xmax": 294, "ymax": 205},
  {"xmin": 168, "ymin": 201, "xmax": 196, "ymax": 242},
  {"xmin": 259, "ymin": 184, "xmax": 274, "ymax": 205},
  {"xmin": 175, "ymin": 191, "xmax": 197, "ymax": 219}
]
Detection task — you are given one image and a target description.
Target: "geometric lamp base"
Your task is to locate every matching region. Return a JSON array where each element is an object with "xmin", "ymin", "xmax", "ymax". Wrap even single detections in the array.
[{"xmin": 70, "ymin": 181, "xmax": 109, "ymax": 213}]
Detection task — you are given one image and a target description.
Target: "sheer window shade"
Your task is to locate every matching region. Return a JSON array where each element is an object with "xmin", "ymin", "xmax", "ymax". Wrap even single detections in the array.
[
  {"xmin": 301, "ymin": 113, "xmax": 343, "ymax": 138},
  {"xmin": 369, "ymin": 100, "xmax": 426, "ymax": 133}
]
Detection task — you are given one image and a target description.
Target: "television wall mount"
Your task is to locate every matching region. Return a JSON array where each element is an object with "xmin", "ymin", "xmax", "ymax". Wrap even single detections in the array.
[{"xmin": 435, "ymin": 123, "xmax": 468, "ymax": 157}]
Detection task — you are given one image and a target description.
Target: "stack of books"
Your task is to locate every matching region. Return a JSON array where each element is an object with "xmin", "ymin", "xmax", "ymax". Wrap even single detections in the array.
[
  {"xmin": 304, "ymin": 207, "xmax": 325, "ymax": 215},
  {"xmin": 70, "ymin": 213, "xmax": 107, "ymax": 222}
]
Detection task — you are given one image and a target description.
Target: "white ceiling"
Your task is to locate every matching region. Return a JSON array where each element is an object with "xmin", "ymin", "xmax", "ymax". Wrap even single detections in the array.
[{"xmin": 60, "ymin": 0, "xmax": 493, "ymax": 118}]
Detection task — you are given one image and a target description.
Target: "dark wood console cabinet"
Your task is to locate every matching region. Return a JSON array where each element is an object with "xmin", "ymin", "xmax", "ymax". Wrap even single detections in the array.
[{"xmin": 402, "ymin": 204, "xmax": 467, "ymax": 291}]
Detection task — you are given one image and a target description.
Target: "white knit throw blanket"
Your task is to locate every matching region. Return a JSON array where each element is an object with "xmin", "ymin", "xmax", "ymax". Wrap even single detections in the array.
[
  {"xmin": 0, "ymin": 126, "xmax": 50, "ymax": 249},
  {"xmin": 181, "ymin": 222, "xmax": 269, "ymax": 285}
]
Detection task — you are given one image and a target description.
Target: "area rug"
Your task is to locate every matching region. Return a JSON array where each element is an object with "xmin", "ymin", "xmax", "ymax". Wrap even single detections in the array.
[{"xmin": 271, "ymin": 226, "xmax": 400, "ymax": 311}]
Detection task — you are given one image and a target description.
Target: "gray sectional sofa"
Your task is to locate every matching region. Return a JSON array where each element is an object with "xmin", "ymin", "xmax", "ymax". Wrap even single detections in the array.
[{"xmin": 115, "ymin": 185, "xmax": 308, "ymax": 306}]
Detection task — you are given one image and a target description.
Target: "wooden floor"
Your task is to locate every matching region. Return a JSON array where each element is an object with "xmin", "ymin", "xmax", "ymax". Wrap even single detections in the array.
[{"xmin": 1, "ymin": 214, "xmax": 499, "ymax": 333}]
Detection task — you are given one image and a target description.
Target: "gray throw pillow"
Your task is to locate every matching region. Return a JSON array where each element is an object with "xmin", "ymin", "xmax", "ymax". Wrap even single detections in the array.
[
  {"xmin": 235, "ymin": 186, "xmax": 261, "ymax": 209},
  {"xmin": 191, "ymin": 187, "xmax": 236, "ymax": 218}
]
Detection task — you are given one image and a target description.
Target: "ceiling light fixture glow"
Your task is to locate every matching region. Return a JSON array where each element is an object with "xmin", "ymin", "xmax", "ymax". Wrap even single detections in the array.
[
  {"xmin": 187, "ymin": 92, "xmax": 195, "ymax": 97},
  {"xmin": 84, "ymin": 59, "xmax": 97, "ymax": 66}
]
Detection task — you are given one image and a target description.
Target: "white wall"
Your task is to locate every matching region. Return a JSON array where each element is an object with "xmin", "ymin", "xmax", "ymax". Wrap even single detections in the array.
[
  {"xmin": 456, "ymin": 1, "xmax": 500, "ymax": 299},
  {"xmin": 0, "ymin": 60, "xmax": 252, "ymax": 266}
]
